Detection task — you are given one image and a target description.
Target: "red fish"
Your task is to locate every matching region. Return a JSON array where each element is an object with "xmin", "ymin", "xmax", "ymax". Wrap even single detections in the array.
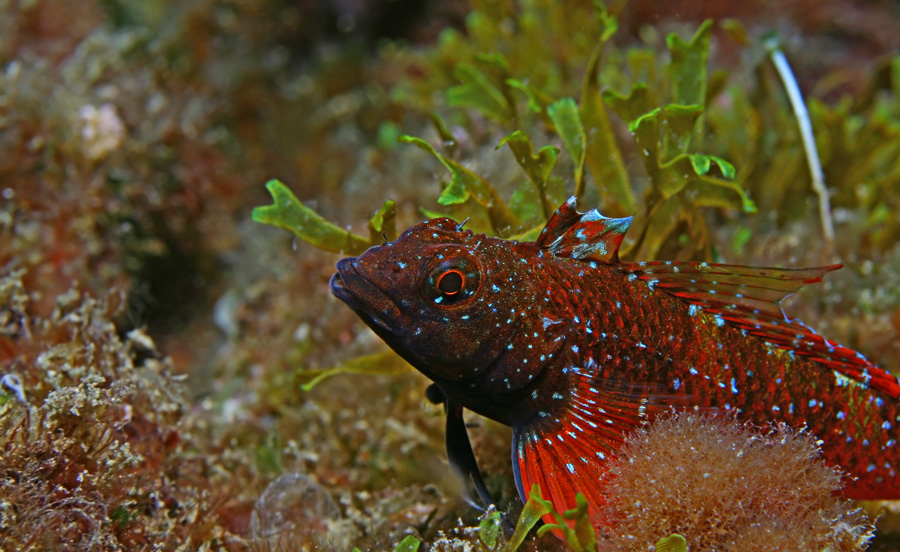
[{"xmin": 330, "ymin": 197, "xmax": 900, "ymax": 530}]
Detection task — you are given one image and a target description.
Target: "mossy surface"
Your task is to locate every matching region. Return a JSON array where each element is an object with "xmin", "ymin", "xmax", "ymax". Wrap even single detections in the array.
[{"xmin": 2, "ymin": 1, "xmax": 900, "ymax": 550}]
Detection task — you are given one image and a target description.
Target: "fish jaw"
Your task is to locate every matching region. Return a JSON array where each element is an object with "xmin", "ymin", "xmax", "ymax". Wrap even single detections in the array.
[{"xmin": 330, "ymin": 257, "xmax": 406, "ymax": 337}]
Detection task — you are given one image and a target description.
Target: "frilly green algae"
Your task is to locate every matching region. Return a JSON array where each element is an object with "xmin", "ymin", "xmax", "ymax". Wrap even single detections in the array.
[
  {"xmin": 496, "ymin": 130, "xmax": 559, "ymax": 220},
  {"xmin": 399, "ymin": 135, "xmax": 524, "ymax": 235},
  {"xmin": 259, "ymin": 9, "xmax": 761, "ymax": 262},
  {"xmin": 252, "ymin": 180, "xmax": 394, "ymax": 255},
  {"xmin": 535, "ymin": 490, "xmax": 597, "ymax": 552}
]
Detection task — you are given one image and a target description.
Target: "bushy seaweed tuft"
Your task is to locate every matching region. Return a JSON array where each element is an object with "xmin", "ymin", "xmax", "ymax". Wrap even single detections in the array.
[{"xmin": 600, "ymin": 413, "xmax": 874, "ymax": 552}]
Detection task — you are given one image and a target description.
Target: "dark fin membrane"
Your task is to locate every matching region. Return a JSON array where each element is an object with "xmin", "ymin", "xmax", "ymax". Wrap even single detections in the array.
[
  {"xmin": 538, "ymin": 196, "xmax": 633, "ymax": 263},
  {"xmin": 426, "ymin": 384, "xmax": 496, "ymax": 511},
  {"xmin": 446, "ymin": 402, "xmax": 495, "ymax": 511},
  {"xmin": 513, "ymin": 369, "xmax": 683, "ymax": 534},
  {"xmin": 620, "ymin": 261, "xmax": 900, "ymax": 400}
]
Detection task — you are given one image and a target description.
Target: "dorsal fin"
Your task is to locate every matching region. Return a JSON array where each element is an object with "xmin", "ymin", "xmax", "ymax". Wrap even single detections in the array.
[
  {"xmin": 537, "ymin": 197, "xmax": 633, "ymax": 263},
  {"xmin": 619, "ymin": 261, "xmax": 900, "ymax": 399}
]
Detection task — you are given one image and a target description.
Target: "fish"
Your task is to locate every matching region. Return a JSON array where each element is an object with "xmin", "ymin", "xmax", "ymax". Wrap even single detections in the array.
[{"xmin": 329, "ymin": 196, "xmax": 900, "ymax": 531}]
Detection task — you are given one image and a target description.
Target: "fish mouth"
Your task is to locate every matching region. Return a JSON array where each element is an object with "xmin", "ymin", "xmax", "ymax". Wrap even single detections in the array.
[{"xmin": 330, "ymin": 257, "xmax": 404, "ymax": 336}]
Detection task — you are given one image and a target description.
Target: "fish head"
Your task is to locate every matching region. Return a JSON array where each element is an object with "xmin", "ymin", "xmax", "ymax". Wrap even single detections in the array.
[{"xmin": 330, "ymin": 217, "xmax": 560, "ymax": 392}]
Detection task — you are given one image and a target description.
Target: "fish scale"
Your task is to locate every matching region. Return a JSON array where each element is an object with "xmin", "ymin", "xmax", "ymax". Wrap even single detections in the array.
[{"xmin": 330, "ymin": 196, "xmax": 900, "ymax": 536}]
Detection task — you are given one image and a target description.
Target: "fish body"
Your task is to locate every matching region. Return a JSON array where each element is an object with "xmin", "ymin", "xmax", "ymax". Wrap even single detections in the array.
[{"xmin": 330, "ymin": 197, "xmax": 900, "ymax": 527}]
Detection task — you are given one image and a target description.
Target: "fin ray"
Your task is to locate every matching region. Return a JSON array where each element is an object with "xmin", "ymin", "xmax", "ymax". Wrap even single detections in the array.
[
  {"xmin": 513, "ymin": 366, "xmax": 680, "ymax": 533},
  {"xmin": 620, "ymin": 261, "xmax": 900, "ymax": 399},
  {"xmin": 538, "ymin": 197, "xmax": 633, "ymax": 262}
]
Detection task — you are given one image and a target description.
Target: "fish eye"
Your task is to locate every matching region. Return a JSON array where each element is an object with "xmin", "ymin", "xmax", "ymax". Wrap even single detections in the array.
[
  {"xmin": 423, "ymin": 248, "xmax": 481, "ymax": 308},
  {"xmin": 437, "ymin": 270, "xmax": 464, "ymax": 296}
]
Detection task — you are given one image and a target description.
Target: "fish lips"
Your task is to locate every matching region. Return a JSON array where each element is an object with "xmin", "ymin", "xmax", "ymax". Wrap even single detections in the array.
[{"xmin": 330, "ymin": 257, "xmax": 405, "ymax": 336}]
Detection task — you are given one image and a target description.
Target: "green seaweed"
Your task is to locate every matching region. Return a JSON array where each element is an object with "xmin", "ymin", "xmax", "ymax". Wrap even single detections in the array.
[
  {"xmin": 253, "ymin": 181, "xmax": 400, "ymax": 256},
  {"xmin": 368, "ymin": 199, "xmax": 398, "ymax": 243},
  {"xmin": 668, "ymin": 19, "xmax": 712, "ymax": 147},
  {"xmin": 655, "ymin": 533, "xmax": 688, "ymax": 552},
  {"xmin": 580, "ymin": 21, "xmax": 635, "ymax": 214},
  {"xmin": 297, "ymin": 351, "xmax": 412, "ymax": 392},
  {"xmin": 399, "ymin": 135, "xmax": 524, "ymax": 235},
  {"xmin": 497, "ymin": 130, "xmax": 559, "ymax": 220},
  {"xmin": 534, "ymin": 489, "xmax": 597, "ymax": 552},
  {"xmin": 478, "ymin": 510, "xmax": 503, "ymax": 550},
  {"xmin": 257, "ymin": 10, "xmax": 785, "ymax": 263},
  {"xmin": 252, "ymin": 180, "xmax": 370, "ymax": 255},
  {"xmin": 447, "ymin": 59, "xmax": 516, "ymax": 123},
  {"xmin": 597, "ymin": 22, "xmax": 756, "ymax": 257},
  {"xmin": 390, "ymin": 10, "xmax": 759, "ymax": 259},
  {"xmin": 504, "ymin": 484, "xmax": 554, "ymax": 551},
  {"xmin": 547, "ymin": 97, "xmax": 587, "ymax": 194}
]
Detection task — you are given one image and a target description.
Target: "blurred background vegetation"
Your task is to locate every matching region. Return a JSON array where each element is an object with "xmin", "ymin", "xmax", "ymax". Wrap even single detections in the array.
[{"xmin": 1, "ymin": 0, "xmax": 899, "ymax": 550}]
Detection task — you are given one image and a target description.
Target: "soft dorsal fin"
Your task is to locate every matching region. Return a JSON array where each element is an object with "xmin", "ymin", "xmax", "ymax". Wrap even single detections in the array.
[
  {"xmin": 619, "ymin": 261, "xmax": 900, "ymax": 399},
  {"xmin": 537, "ymin": 197, "xmax": 633, "ymax": 263}
]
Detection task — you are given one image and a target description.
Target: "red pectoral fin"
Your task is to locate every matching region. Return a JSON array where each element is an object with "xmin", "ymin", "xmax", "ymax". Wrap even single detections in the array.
[
  {"xmin": 512, "ymin": 372, "xmax": 678, "ymax": 536},
  {"xmin": 513, "ymin": 424, "xmax": 612, "ymax": 537}
]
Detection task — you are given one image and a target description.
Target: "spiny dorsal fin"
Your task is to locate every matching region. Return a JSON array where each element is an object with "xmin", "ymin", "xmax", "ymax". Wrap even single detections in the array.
[
  {"xmin": 537, "ymin": 197, "xmax": 633, "ymax": 263},
  {"xmin": 619, "ymin": 261, "xmax": 900, "ymax": 399}
]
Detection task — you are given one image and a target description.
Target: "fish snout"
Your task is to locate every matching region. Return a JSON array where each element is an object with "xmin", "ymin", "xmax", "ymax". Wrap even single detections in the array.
[{"xmin": 330, "ymin": 257, "xmax": 404, "ymax": 336}]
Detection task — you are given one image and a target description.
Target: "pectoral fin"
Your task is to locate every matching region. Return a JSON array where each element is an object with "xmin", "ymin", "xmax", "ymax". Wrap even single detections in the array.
[{"xmin": 512, "ymin": 372, "xmax": 677, "ymax": 535}]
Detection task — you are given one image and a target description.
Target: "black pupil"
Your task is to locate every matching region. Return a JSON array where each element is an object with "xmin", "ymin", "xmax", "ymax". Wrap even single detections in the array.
[{"xmin": 438, "ymin": 271, "xmax": 463, "ymax": 295}]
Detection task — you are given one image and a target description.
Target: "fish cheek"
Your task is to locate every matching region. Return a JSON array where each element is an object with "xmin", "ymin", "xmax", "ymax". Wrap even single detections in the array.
[{"xmin": 401, "ymin": 314, "xmax": 496, "ymax": 381}]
